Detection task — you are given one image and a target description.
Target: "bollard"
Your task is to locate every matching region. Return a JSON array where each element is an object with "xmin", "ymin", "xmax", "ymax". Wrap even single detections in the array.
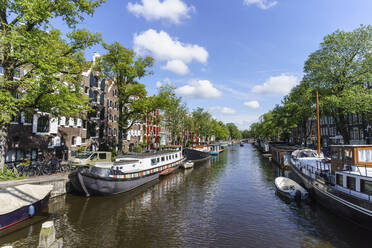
[{"xmin": 38, "ymin": 221, "xmax": 63, "ymax": 248}]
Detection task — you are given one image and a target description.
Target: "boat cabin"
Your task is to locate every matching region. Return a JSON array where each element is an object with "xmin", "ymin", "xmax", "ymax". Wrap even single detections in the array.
[
  {"xmin": 270, "ymin": 145, "xmax": 298, "ymax": 168},
  {"xmin": 331, "ymin": 145, "xmax": 372, "ymax": 201},
  {"xmin": 210, "ymin": 144, "xmax": 223, "ymax": 153}
]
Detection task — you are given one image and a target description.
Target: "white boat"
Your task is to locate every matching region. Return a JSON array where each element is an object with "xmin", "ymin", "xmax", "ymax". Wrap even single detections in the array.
[
  {"xmin": 275, "ymin": 177, "xmax": 308, "ymax": 201},
  {"xmin": 182, "ymin": 161, "xmax": 194, "ymax": 169},
  {"xmin": 69, "ymin": 147, "xmax": 185, "ymax": 196}
]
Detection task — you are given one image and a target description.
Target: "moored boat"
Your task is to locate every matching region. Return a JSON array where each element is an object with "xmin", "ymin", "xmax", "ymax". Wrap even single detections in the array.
[
  {"xmin": 0, "ymin": 184, "xmax": 53, "ymax": 231},
  {"xmin": 275, "ymin": 177, "xmax": 308, "ymax": 201},
  {"xmin": 290, "ymin": 145, "xmax": 372, "ymax": 228},
  {"xmin": 184, "ymin": 145, "xmax": 211, "ymax": 162},
  {"xmin": 210, "ymin": 143, "xmax": 223, "ymax": 156},
  {"xmin": 69, "ymin": 147, "xmax": 185, "ymax": 197}
]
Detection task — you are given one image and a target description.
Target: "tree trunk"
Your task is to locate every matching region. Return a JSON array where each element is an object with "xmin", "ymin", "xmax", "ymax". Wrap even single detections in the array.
[
  {"xmin": 0, "ymin": 125, "xmax": 8, "ymax": 170},
  {"xmin": 118, "ymin": 101, "xmax": 123, "ymax": 155}
]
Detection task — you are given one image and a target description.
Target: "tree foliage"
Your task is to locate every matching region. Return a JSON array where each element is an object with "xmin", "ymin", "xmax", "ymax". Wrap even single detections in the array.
[
  {"xmin": 304, "ymin": 25, "xmax": 372, "ymax": 144},
  {"xmin": 96, "ymin": 42, "xmax": 154, "ymax": 152}
]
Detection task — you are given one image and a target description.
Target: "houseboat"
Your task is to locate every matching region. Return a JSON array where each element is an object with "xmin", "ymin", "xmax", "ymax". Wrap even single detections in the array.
[
  {"xmin": 69, "ymin": 147, "xmax": 185, "ymax": 197},
  {"xmin": 0, "ymin": 184, "xmax": 53, "ymax": 231},
  {"xmin": 290, "ymin": 145, "xmax": 372, "ymax": 228},
  {"xmin": 210, "ymin": 143, "xmax": 224, "ymax": 155},
  {"xmin": 184, "ymin": 144, "xmax": 211, "ymax": 162},
  {"xmin": 271, "ymin": 144, "xmax": 298, "ymax": 169}
]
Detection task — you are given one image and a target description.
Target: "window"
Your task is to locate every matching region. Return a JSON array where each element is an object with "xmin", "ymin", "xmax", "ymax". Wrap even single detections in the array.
[
  {"xmin": 82, "ymin": 138, "xmax": 86, "ymax": 143},
  {"xmin": 161, "ymin": 157, "xmax": 165, "ymax": 162},
  {"xmin": 100, "ymin": 93, "xmax": 105, "ymax": 105},
  {"xmin": 358, "ymin": 149, "xmax": 372, "ymax": 163},
  {"xmin": 90, "ymin": 153, "xmax": 97, "ymax": 160},
  {"xmin": 361, "ymin": 180, "xmax": 372, "ymax": 195},
  {"xmin": 344, "ymin": 149, "xmax": 353, "ymax": 164},
  {"xmin": 336, "ymin": 174, "xmax": 343, "ymax": 186},
  {"xmin": 48, "ymin": 137, "xmax": 53, "ymax": 147},
  {"xmin": 176, "ymin": 154, "xmax": 178, "ymax": 158},
  {"xmin": 157, "ymin": 158, "xmax": 160, "ymax": 162},
  {"xmin": 100, "ymin": 79, "xmax": 106, "ymax": 91},
  {"xmin": 72, "ymin": 136, "xmax": 76, "ymax": 146},
  {"xmin": 37, "ymin": 116, "xmax": 49, "ymax": 133},
  {"xmin": 151, "ymin": 158, "xmax": 157, "ymax": 165},
  {"xmin": 347, "ymin": 176, "xmax": 356, "ymax": 191},
  {"xmin": 99, "ymin": 153, "xmax": 106, "ymax": 159}
]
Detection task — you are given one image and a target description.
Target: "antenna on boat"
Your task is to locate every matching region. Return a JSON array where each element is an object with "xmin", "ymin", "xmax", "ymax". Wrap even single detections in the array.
[{"xmin": 316, "ymin": 90, "xmax": 321, "ymax": 157}]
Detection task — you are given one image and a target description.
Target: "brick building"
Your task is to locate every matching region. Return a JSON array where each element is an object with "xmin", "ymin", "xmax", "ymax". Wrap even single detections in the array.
[{"xmin": 4, "ymin": 54, "xmax": 172, "ymax": 165}]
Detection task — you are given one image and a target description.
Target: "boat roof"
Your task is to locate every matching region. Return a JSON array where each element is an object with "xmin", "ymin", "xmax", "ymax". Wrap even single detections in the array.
[
  {"xmin": 330, "ymin": 145, "xmax": 372, "ymax": 148},
  {"xmin": 117, "ymin": 150, "xmax": 180, "ymax": 159},
  {"xmin": 0, "ymin": 184, "xmax": 53, "ymax": 215},
  {"xmin": 270, "ymin": 144, "xmax": 299, "ymax": 152}
]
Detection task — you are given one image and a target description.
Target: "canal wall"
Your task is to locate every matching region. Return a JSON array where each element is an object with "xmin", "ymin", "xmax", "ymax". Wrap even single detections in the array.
[{"xmin": 0, "ymin": 173, "xmax": 70, "ymax": 198}]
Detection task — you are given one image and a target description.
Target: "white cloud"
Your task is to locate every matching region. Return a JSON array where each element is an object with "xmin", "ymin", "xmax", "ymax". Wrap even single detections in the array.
[
  {"xmin": 243, "ymin": 0, "xmax": 278, "ymax": 10},
  {"xmin": 156, "ymin": 78, "xmax": 173, "ymax": 88},
  {"xmin": 210, "ymin": 106, "xmax": 236, "ymax": 115},
  {"xmin": 161, "ymin": 59, "xmax": 189, "ymax": 75},
  {"xmin": 252, "ymin": 74, "xmax": 298, "ymax": 95},
  {"xmin": 127, "ymin": 0, "xmax": 193, "ymax": 24},
  {"xmin": 133, "ymin": 29, "xmax": 208, "ymax": 75},
  {"xmin": 244, "ymin": 101, "xmax": 260, "ymax": 109},
  {"xmin": 176, "ymin": 80, "xmax": 221, "ymax": 99}
]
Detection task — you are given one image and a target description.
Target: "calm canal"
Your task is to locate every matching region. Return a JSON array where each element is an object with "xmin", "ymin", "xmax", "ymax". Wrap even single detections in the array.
[{"xmin": 1, "ymin": 145, "xmax": 371, "ymax": 248}]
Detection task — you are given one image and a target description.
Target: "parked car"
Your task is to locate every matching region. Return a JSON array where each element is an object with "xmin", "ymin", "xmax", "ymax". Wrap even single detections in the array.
[{"xmin": 71, "ymin": 152, "xmax": 112, "ymax": 166}]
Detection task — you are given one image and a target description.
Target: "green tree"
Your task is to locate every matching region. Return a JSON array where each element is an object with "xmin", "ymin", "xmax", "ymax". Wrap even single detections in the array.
[
  {"xmin": 157, "ymin": 85, "xmax": 188, "ymax": 145},
  {"xmin": 304, "ymin": 25, "xmax": 372, "ymax": 144},
  {"xmin": 282, "ymin": 80, "xmax": 316, "ymax": 145},
  {"xmin": 191, "ymin": 108, "xmax": 213, "ymax": 142},
  {"xmin": 0, "ymin": 0, "xmax": 104, "ymax": 168},
  {"xmin": 97, "ymin": 42, "xmax": 154, "ymax": 153},
  {"xmin": 226, "ymin": 123, "xmax": 242, "ymax": 140},
  {"xmin": 211, "ymin": 120, "xmax": 229, "ymax": 141}
]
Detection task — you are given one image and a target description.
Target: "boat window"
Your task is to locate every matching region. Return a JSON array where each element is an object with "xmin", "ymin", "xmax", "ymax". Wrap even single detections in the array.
[
  {"xmin": 157, "ymin": 157, "xmax": 160, "ymax": 162},
  {"xmin": 336, "ymin": 174, "xmax": 343, "ymax": 186},
  {"xmin": 346, "ymin": 176, "xmax": 356, "ymax": 191},
  {"xmin": 90, "ymin": 153, "xmax": 98, "ymax": 160},
  {"xmin": 176, "ymin": 154, "xmax": 178, "ymax": 158},
  {"xmin": 361, "ymin": 180, "xmax": 372, "ymax": 195},
  {"xmin": 358, "ymin": 149, "xmax": 372, "ymax": 163},
  {"xmin": 151, "ymin": 158, "xmax": 157, "ymax": 165},
  {"xmin": 344, "ymin": 149, "xmax": 353, "ymax": 164},
  {"xmin": 99, "ymin": 153, "xmax": 106, "ymax": 159},
  {"xmin": 161, "ymin": 157, "xmax": 165, "ymax": 162}
]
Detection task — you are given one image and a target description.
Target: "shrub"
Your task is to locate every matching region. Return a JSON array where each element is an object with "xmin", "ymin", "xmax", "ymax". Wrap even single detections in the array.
[{"xmin": 134, "ymin": 145, "xmax": 142, "ymax": 153}]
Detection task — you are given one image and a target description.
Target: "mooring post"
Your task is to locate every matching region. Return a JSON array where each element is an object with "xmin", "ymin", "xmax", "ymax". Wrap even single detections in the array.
[{"xmin": 38, "ymin": 221, "xmax": 63, "ymax": 248}]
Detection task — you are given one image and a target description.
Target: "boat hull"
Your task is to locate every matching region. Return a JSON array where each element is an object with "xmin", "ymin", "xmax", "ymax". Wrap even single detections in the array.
[
  {"xmin": 69, "ymin": 171, "xmax": 160, "ymax": 197},
  {"xmin": 0, "ymin": 194, "xmax": 50, "ymax": 231},
  {"xmin": 290, "ymin": 162, "xmax": 372, "ymax": 229},
  {"xmin": 184, "ymin": 148, "xmax": 211, "ymax": 162}
]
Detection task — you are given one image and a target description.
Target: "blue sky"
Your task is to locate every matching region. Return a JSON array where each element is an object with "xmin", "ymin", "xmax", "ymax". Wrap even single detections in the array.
[{"xmin": 58, "ymin": 0, "xmax": 372, "ymax": 129}]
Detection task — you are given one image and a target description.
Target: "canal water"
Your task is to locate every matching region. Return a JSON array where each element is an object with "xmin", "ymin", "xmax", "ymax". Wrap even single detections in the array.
[{"xmin": 1, "ymin": 145, "xmax": 370, "ymax": 248}]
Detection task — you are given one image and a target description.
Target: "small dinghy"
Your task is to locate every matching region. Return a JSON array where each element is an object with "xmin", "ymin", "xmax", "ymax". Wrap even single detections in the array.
[
  {"xmin": 182, "ymin": 161, "xmax": 194, "ymax": 169},
  {"xmin": 0, "ymin": 184, "xmax": 53, "ymax": 231},
  {"xmin": 275, "ymin": 177, "xmax": 308, "ymax": 201}
]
